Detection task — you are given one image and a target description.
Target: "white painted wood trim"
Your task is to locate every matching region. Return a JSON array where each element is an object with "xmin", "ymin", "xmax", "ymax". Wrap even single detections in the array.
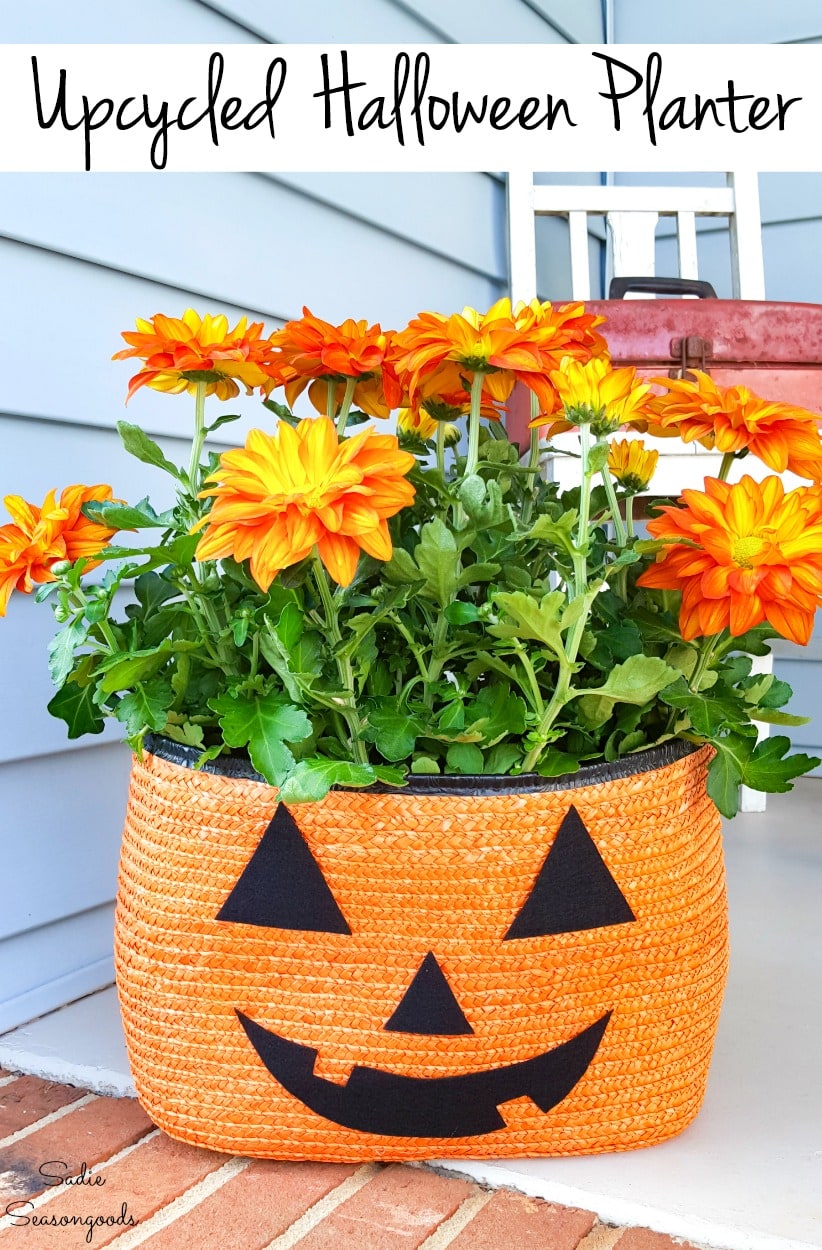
[
  {"xmin": 676, "ymin": 211, "xmax": 700, "ymax": 280},
  {"xmin": 568, "ymin": 210, "xmax": 592, "ymax": 299},
  {"xmin": 728, "ymin": 171, "xmax": 767, "ymax": 300},
  {"xmin": 607, "ymin": 211, "xmax": 659, "ymax": 293},
  {"xmin": 506, "ymin": 170, "xmax": 538, "ymax": 304},
  {"xmin": 532, "ymin": 185, "xmax": 736, "ymax": 216}
]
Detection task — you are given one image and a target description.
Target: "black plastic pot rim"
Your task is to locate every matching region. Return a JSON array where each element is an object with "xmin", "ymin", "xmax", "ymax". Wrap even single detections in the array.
[{"xmin": 142, "ymin": 735, "xmax": 700, "ymax": 797}]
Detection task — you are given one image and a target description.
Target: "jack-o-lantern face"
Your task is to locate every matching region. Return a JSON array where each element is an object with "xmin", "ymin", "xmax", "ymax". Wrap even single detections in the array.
[
  {"xmin": 217, "ymin": 803, "xmax": 635, "ymax": 1138},
  {"xmin": 116, "ymin": 746, "xmax": 728, "ymax": 1159}
]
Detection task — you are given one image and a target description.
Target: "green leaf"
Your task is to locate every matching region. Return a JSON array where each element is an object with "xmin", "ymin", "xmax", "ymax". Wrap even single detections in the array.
[
  {"xmin": 534, "ymin": 749, "xmax": 581, "ymax": 778},
  {"xmin": 383, "ymin": 548, "xmax": 423, "ymax": 586},
  {"xmin": 445, "ymin": 601, "xmax": 479, "ymax": 625},
  {"xmin": 204, "ymin": 412, "xmax": 241, "ymax": 436},
  {"xmin": 278, "ymin": 757, "xmax": 379, "ymax": 803},
  {"xmin": 468, "ymin": 684, "xmax": 527, "ymax": 746},
  {"xmin": 411, "ymin": 755, "xmax": 441, "ymax": 775},
  {"xmin": 263, "ymin": 398, "xmax": 299, "ymax": 425},
  {"xmin": 415, "ymin": 518, "xmax": 460, "ymax": 607},
  {"xmin": 117, "ymin": 420, "xmax": 181, "ymax": 479},
  {"xmin": 750, "ymin": 708, "xmax": 809, "ymax": 727},
  {"xmin": 755, "ymin": 677, "xmax": 793, "ymax": 710},
  {"xmin": 587, "ymin": 441, "xmax": 609, "ymax": 475},
  {"xmin": 98, "ymin": 643, "xmax": 175, "ymax": 693},
  {"xmin": 210, "ymin": 690, "xmax": 312, "ymax": 786},
  {"xmin": 83, "ymin": 497, "xmax": 175, "ymax": 531},
  {"xmin": 491, "ymin": 590, "xmax": 567, "ymax": 661},
  {"xmin": 437, "ymin": 700, "xmax": 465, "ymax": 733},
  {"xmin": 484, "ymin": 743, "xmax": 522, "ymax": 774},
  {"xmin": 48, "ymin": 621, "xmax": 86, "ymax": 686},
  {"xmin": 446, "ymin": 742, "xmax": 484, "ymax": 774},
  {"xmin": 134, "ymin": 571, "xmax": 179, "ymax": 617},
  {"xmin": 706, "ymin": 742, "xmax": 746, "ymax": 818},
  {"xmin": 114, "ymin": 680, "xmax": 173, "ymax": 736},
  {"xmin": 457, "ymin": 562, "xmax": 501, "ymax": 589},
  {"xmin": 364, "ymin": 705, "xmax": 422, "ymax": 762},
  {"xmin": 743, "ymin": 737, "xmax": 820, "ymax": 795},
  {"xmin": 276, "ymin": 601, "xmax": 303, "ymax": 650},
  {"xmin": 526, "ymin": 511, "xmax": 578, "ymax": 557},
  {"xmin": 660, "ymin": 676, "xmax": 748, "ymax": 737},
  {"xmin": 163, "ymin": 720, "xmax": 205, "ymax": 749},
  {"xmin": 580, "ymin": 655, "xmax": 681, "ymax": 708},
  {"xmin": 47, "ymin": 680, "xmax": 105, "ymax": 738}
]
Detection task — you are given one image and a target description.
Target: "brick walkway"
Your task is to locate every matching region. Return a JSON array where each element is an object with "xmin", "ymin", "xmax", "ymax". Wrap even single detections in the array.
[{"xmin": 0, "ymin": 1070, "xmax": 713, "ymax": 1250}]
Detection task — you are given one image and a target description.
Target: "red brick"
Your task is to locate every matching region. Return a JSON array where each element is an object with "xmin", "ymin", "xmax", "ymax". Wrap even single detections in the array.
[
  {"xmin": 615, "ymin": 1230, "xmax": 704, "ymax": 1250},
  {"xmin": 0, "ymin": 1130, "xmax": 228, "ymax": 1250},
  {"xmin": 0, "ymin": 1076, "xmax": 85, "ymax": 1137},
  {"xmin": 293, "ymin": 1164, "xmax": 474, "ymax": 1250},
  {"xmin": 0, "ymin": 1096, "xmax": 153, "ymax": 1203},
  {"xmin": 136, "ymin": 1160, "xmax": 358, "ymax": 1250},
  {"xmin": 448, "ymin": 1189, "xmax": 597, "ymax": 1250}
]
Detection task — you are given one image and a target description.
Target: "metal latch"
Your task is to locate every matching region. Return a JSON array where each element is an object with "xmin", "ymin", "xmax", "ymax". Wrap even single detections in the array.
[{"xmin": 669, "ymin": 335, "xmax": 713, "ymax": 380}]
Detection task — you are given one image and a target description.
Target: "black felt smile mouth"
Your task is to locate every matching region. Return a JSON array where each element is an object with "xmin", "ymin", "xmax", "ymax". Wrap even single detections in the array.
[{"xmin": 237, "ymin": 1009, "xmax": 611, "ymax": 1138}]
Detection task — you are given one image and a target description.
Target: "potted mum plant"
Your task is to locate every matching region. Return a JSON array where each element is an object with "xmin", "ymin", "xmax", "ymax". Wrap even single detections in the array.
[{"xmin": 3, "ymin": 300, "xmax": 821, "ymax": 1162}]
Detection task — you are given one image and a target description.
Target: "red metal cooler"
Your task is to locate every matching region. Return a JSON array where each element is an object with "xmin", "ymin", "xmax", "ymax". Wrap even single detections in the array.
[{"xmin": 506, "ymin": 278, "xmax": 822, "ymax": 450}]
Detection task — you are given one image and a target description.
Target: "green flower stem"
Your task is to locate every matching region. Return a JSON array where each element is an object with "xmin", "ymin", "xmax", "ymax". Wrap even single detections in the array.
[
  {"xmin": 512, "ymin": 640, "xmax": 545, "ymax": 716},
  {"xmin": 464, "ymin": 371, "xmax": 485, "ymax": 479},
  {"xmin": 335, "ymin": 377, "xmax": 358, "ymax": 438},
  {"xmin": 389, "ymin": 615, "xmax": 431, "ymax": 683},
  {"xmin": 312, "ymin": 554, "xmax": 368, "ymax": 763},
  {"xmin": 625, "ymin": 494, "xmax": 635, "ymax": 539},
  {"xmin": 96, "ymin": 618, "xmax": 119, "ymax": 653},
  {"xmin": 718, "ymin": 451, "xmax": 736, "ymax": 482},
  {"xmin": 436, "ymin": 420, "xmax": 446, "ymax": 479},
  {"xmin": 572, "ymin": 422, "xmax": 592, "ymax": 599},
  {"xmin": 600, "ymin": 462, "xmax": 627, "ymax": 548},
  {"xmin": 423, "ymin": 613, "xmax": 450, "ymax": 708},
  {"xmin": 522, "ymin": 668, "xmax": 573, "ymax": 773},
  {"xmin": 176, "ymin": 581, "xmax": 226, "ymax": 668},
  {"xmin": 187, "ymin": 381, "xmax": 208, "ymax": 495},
  {"xmin": 522, "ymin": 423, "xmax": 598, "ymax": 773},
  {"xmin": 521, "ymin": 390, "xmax": 541, "ymax": 526},
  {"xmin": 690, "ymin": 633, "xmax": 722, "ymax": 693}
]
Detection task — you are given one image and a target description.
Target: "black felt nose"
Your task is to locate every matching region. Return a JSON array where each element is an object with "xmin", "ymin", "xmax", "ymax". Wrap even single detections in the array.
[{"xmin": 384, "ymin": 952, "xmax": 474, "ymax": 1036}]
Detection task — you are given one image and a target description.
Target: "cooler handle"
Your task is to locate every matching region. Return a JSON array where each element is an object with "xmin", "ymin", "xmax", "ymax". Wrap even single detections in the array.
[{"xmin": 608, "ymin": 276, "xmax": 717, "ymax": 300}]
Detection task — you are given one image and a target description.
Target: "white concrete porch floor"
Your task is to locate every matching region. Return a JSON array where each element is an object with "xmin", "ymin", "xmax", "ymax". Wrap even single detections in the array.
[{"xmin": 1, "ymin": 782, "xmax": 820, "ymax": 1250}]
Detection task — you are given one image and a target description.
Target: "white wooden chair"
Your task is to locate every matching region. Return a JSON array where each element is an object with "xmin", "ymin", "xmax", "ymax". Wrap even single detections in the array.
[{"xmin": 505, "ymin": 171, "xmax": 769, "ymax": 811}]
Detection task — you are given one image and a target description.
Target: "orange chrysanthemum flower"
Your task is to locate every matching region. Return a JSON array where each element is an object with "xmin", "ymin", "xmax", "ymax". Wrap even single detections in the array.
[
  {"xmin": 0, "ymin": 485, "xmax": 116, "ymax": 616},
  {"xmin": 607, "ymin": 438, "xmax": 659, "ymax": 492},
  {"xmin": 648, "ymin": 371, "xmax": 822, "ymax": 480},
  {"xmin": 114, "ymin": 310, "xmax": 280, "ymax": 402},
  {"xmin": 267, "ymin": 309, "xmax": 401, "ymax": 419},
  {"xmin": 392, "ymin": 298, "xmax": 606, "ymax": 420},
  {"xmin": 531, "ymin": 356, "xmax": 654, "ymax": 438},
  {"xmin": 636, "ymin": 475, "xmax": 822, "ymax": 645},
  {"xmin": 195, "ymin": 417, "xmax": 416, "ymax": 589}
]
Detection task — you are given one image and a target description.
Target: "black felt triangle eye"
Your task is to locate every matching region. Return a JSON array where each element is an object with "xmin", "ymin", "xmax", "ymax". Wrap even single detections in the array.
[
  {"xmin": 217, "ymin": 804, "xmax": 351, "ymax": 935},
  {"xmin": 504, "ymin": 806, "xmax": 635, "ymax": 939}
]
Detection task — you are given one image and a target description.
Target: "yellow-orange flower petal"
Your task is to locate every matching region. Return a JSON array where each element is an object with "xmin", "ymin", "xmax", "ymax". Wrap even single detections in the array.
[
  {"xmin": 648, "ymin": 371, "xmax": 822, "ymax": 480},
  {"xmin": 607, "ymin": 438, "xmax": 659, "ymax": 492},
  {"xmin": 0, "ymin": 485, "xmax": 116, "ymax": 616},
  {"xmin": 636, "ymin": 474, "xmax": 822, "ymax": 645},
  {"xmin": 266, "ymin": 309, "xmax": 400, "ymax": 418},
  {"xmin": 114, "ymin": 309, "xmax": 281, "ymax": 402},
  {"xmin": 195, "ymin": 417, "xmax": 415, "ymax": 589},
  {"xmin": 391, "ymin": 298, "xmax": 605, "ymax": 420},
  {"xmin": 532, "ymin": 356, "xmax": 654, "ymax": 437}
]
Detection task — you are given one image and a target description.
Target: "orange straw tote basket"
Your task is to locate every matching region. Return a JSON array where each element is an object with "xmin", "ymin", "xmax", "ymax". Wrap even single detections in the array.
[{"xmin": 114, "ymin": 736, "xmax": 728, "ymax": 1162}]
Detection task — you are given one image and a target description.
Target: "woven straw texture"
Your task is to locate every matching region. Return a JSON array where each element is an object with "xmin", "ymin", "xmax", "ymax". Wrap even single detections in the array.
[{"xmin": 115, "ymin": 744, "xmax": 728, "ymax": 1161}]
